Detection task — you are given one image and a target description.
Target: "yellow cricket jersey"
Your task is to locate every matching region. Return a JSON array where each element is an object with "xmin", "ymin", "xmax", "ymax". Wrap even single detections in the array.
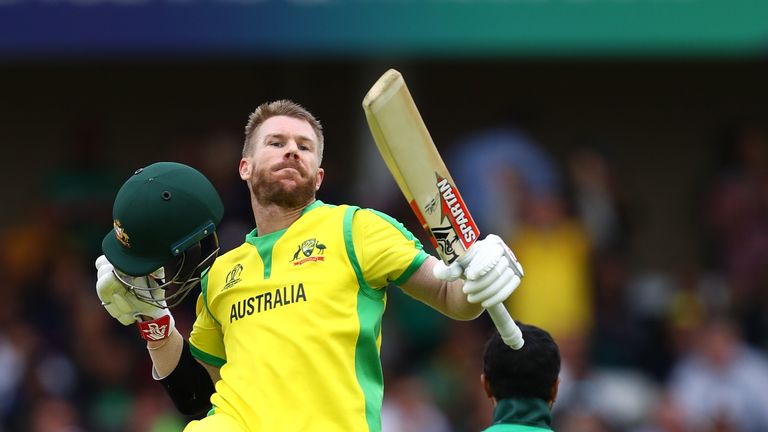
[{"xmin": 188, "ymin": 200, "xmax": 428, "ymax": 432}]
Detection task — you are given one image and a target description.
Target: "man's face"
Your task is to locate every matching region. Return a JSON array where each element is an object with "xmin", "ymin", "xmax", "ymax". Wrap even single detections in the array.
[{"xmin": 240, "ymin": 115, "xmax": 324, "ymax": 208}]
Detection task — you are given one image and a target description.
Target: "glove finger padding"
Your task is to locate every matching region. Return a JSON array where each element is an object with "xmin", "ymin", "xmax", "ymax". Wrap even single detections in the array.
[
  {"xmin": 462, "ymin": 253, "xmax": 521, "ymax": 307},
  {"xmin": 103, "ymin": 300, "xmax": 136, "ymax": 326},
  {"xmin": 478, "ymin": 271, "xmax": 519, "ymax": 308},
  {"xmin": 465, "ymin": 268, "xmax": 510, "ymax": 304},
  {"xmin": 95, "ymin": 254, "xmax": 110, "ymax": 271},
  {"xmin": 97, "ymin": 265, "xmax": 113, "ymax": 280},
  {"xmin": 111, "ymin": 292, "xmax": 135, "ymax": 315},
  {"xmin": 464, "ymin": 240, "xmax": 504, "ymax": 281},
  {"xmin": 462, "ymin": 257, "xmax": 509, "ymax": 295},
  {"xmin": 97, "ymin": 273, "xmax": 135, "ymax": 325},
  {"xmin": 96, "ymin": 270, "xmax": 127, "ymax": 305},
  {"xmin": 94, "ymin": 255, "xmax": 175, "ymax": 340},
  {"xmin": 94, "ymin": 255, "xmax": 170, "ymax": 323}
]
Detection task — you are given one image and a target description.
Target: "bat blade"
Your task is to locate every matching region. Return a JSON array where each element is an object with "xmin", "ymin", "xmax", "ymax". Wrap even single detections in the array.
[
  {"xmin": 363, "ymin": 68, "xmax": 524, "ymax": 349},
  {"xmin": 363, "ymin": 70, "xmax": 478, "ymax": 264}
]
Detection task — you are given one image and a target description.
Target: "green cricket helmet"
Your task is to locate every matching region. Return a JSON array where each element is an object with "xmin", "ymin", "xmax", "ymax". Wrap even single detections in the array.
[{"xmin": 102, "ymin": 162, "xmax": 224, "ymax": 308}]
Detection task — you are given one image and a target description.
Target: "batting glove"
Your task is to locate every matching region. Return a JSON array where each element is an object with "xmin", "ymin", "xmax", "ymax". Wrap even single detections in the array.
[
  {"xmin": 433, "ymin": 234, "xmax": 524, "ymax": 308},
  {"xmin": 95, "ymin": 255, "xmax": 175, "ymax": 341}
]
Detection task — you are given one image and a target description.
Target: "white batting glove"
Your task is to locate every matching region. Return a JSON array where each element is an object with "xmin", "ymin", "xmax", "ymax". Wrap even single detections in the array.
[
  {"xmin": 95, "ymin": 255, "xmax": 175, "ymax": 341},
  {"xmin": 433, "ymin": 234, "xmax": 524, "ymax": 308}
]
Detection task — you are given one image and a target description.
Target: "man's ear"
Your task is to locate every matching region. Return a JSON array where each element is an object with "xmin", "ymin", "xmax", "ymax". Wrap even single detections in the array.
[
  {"xmin": 549, "ymin": 378, "xmax": 560, "ymax": 408},
  {"xmin": 239, "ymin": 159, "xmax": 252, "ymax": 180},
  {"xmin": 315, "ymin": 167, "xmax": 325, "ymax": 191},
  {"xmin": 481, "ymin": 373, "xmax": 493, "ymax": 399}
]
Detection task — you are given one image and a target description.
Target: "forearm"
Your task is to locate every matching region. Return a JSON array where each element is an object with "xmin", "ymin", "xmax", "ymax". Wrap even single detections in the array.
[
  {"xmin": 147, "ymin": 328, "xmax": 184, "ymax": 379},
  {"xmin": 399, "ymin": 256, "xmax": 483, "ymax": 320},
  {"xmin": 148, "ymin": 330, "xmax": 217, "ymax": 415}
]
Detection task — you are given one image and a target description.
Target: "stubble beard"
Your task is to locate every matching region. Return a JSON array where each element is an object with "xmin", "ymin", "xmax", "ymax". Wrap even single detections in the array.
[{"xmin": 252, "ymin": 166, "xmax": 317, "ymax": 209}]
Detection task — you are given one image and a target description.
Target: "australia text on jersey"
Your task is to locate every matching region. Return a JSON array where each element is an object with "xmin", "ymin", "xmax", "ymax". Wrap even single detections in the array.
[{"xmin": 230, "ymin": 284, "xmax": 307, "ymax": 323}]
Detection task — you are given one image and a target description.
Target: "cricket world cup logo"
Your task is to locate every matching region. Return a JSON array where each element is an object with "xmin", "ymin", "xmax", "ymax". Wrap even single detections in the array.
[{"xmin": 223, "ymin": 264, "xmax": 243, "ymax": 291}]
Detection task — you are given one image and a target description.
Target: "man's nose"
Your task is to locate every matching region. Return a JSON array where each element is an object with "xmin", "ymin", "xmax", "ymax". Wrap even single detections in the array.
[{"xmin": 283, "ymin": 141, "xmax": 300, "ymax": 159}]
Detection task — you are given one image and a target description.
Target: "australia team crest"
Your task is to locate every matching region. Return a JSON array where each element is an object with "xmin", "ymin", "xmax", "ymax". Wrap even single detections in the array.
[
  {"xmin": 113, "ymin": 219, "xmax": 131, "ymax": 248},
  {"xmin": 291, "ymin": 238, "xmax": 327, "ymax": 266}
]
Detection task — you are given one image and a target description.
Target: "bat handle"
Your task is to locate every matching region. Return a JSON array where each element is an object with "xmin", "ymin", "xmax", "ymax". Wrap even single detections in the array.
[{"xmin": 487, "ymin": 303, "xmax": 524, "ymax": 349}]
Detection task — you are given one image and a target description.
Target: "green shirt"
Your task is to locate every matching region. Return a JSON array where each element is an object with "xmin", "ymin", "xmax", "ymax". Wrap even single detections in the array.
[{"xmin": 483, "ymin": 398, "xmax": 554, "ymax": 432}]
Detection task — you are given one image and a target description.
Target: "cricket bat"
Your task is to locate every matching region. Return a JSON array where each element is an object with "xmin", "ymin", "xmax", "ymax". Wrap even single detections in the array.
[{"xmin": 362, "ymin": 69, "xmax": 524, "ymax": 349}]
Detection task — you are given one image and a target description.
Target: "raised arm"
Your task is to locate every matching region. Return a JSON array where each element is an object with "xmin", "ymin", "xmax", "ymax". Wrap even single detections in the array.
[
  {"xmin": 400, "ymin": 234, "xmax": 524, "ymax": 325},
  {"xmin": 399, "ymin": 255, "xmax": 483, "ymax": 321}
]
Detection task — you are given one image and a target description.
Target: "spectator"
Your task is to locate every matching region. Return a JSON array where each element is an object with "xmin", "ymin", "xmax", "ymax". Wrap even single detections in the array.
[{"xmin": 668, "ymin": 314, "xmax": 768, "ymax": 431}]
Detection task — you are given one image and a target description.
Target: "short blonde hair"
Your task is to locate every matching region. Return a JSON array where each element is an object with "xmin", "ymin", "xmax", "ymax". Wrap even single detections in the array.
[{"xmin": 243, "ymin": 100, "xmax": 324, "ymax": 164}]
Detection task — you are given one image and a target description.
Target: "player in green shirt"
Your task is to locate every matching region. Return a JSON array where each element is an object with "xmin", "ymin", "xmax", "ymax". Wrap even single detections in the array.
[{"xmin": 481, "ymin": 322, "xmax": 560, "ymax": 432}]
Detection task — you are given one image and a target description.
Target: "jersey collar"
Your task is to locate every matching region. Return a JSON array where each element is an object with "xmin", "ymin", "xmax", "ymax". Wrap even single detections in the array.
[
  {"xmin": 490, "ymin": 397, "xmax": 552, "ymax": 430},
  {"xmin": 245, "ymin": 200, "xmax": 325, "ymax": 243}
]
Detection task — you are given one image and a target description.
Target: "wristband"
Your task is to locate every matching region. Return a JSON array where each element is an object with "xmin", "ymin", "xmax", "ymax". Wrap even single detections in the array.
[{"xmin": 137, "ymin": 315, "xmax": 174, "ymax": 341}]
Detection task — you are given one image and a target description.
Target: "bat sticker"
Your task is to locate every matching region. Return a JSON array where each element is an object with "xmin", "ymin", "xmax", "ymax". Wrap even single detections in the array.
[
  {"xmin": 436, "ymin": 174, "xmax": 479, "ymax": 250},
  {"xmin": 429, "ymin": 224, "xmax": 460, "ymax": 263}
]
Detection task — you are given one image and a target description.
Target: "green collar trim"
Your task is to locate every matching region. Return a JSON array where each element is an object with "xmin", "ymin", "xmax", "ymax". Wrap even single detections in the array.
[
  {"xmin": 491, "ymin": 398, "xmax": 552, "ymax": 429},
  {"xmin": 244, "ymin": 200, "xmax": 324, "ymax": 244},
  {"xmin": 244, "ymin": 200, "xmax": 324, "ymax": 279}
]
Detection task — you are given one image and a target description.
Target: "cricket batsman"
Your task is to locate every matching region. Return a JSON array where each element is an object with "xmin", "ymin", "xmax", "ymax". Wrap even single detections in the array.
[{"xmin": 95, "ymin": 100, "xmax": 524, "ymax": 431}]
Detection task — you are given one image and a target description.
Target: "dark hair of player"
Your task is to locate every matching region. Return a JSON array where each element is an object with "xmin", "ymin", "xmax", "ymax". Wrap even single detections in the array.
[{"xmin": 482, "ymin": 322, "xmax": 561, "ymax": 402}]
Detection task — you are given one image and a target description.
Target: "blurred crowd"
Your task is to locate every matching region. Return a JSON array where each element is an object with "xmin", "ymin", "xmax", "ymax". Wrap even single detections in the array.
[
  {"xmin": 380, "ymin": 123, "xmax": 768, "ymax": 432},
  {"xmin": 2, "ymin": 118, "xmax": 768, "ymax": 432}
]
